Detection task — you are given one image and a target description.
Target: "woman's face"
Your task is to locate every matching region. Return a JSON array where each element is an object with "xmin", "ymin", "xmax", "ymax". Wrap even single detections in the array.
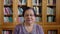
[{"xmin": 24, "ymin": 9, "xmax": 35, "ymax": 24}]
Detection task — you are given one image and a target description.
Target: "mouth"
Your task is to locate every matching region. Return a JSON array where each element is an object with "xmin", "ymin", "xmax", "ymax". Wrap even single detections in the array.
[
  {"xmin": 27, "ymin": 20, "xmax": 31, "ymax": 21},
  {"xmin": 26, "ymin": 20, "xmax": 32, "ymax": 22}
]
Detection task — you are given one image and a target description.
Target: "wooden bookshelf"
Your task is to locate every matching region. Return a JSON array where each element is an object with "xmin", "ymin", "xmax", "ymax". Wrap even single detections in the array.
[
  {"xmin": 0, "ymin": 0, "xmax": 60, "ymax": 34},
  {"xmin": 0, "ymin": 29, "xmax": 2, "ymax": 34}
]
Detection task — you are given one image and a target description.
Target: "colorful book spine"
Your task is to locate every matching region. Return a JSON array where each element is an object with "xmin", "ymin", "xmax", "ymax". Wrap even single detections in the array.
[
  {"xmin": 4, "ymin": 0, "xmax": 12, "ymax": 5},
  {"xmin": 2, "ymin": 30, "xmax": 12, "ymax": 34},
  {"xmin": 32, "ymin": 0, "xmax": 40, "ymax": 5},
  {"xmin": 4, "ymin": 8, "xmax": 7, "ymax": 15},
  {"xmin": 47, "ymin": 7, "xmax": 54, "ymax": 15},
  {"xmin": 47, "ymin": 0, "xmax": 54, "ymax": 5},
  {"xmin": 33, "ymin": 7, "xmax": 39, "ymax": 15},
  {"xmin": 48, "ymin": 30, "xmax": 57, "ymax": 34},
  {"xmin": 18, "ymin": 7, "xmax": 23, "ymax": 15},
  {"xmin": 4, "ymin": 17, "xmax": 13, "ymax": 23},
  {"xmin": 18, "ymin": 17, "xmax": 24, "ymax": 23},
  {"xmin": 47, "ymin": 16, "xmax": 54, "ymax": 22},
  {"xmin": 4, "ymin": 17, "xmax": 9, "ymax": 22},
  {"xmin": 22, "ymin": 0, "xmax": 26, "ymax": 5},
  {"xmin": 36, "ymin": 17, "xmax": 41, "ymax": 22},
  {"xmin": 18, "ymin": 0, "xmax": 21, "ymax": 5},
  {"xmin": 4, "ymin": 7, "xmax": 12, "ymax": 15},
  {"xmin": 8, "ymin": 17, "xmax": 13, "ymax": 22},
  {"xmin": 32, "ymin": 0, "xmax": 37, "ymax": 5}
]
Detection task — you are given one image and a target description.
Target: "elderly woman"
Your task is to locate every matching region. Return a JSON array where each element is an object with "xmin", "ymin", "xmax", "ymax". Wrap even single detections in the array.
[{"xmin": 14, "ymin": 7, "xmax": 44, "ymax": 34}]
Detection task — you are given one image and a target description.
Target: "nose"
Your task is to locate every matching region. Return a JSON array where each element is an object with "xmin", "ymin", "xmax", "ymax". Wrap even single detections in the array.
[{"xmin": 27, "ymin": 15, "xmax": 31, "ymax": 19}]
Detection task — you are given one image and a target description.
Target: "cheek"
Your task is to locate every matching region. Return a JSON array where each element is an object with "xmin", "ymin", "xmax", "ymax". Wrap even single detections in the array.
[{"xmin": 32, "ymin": 17, "xmax": 36, "ymax": 21}]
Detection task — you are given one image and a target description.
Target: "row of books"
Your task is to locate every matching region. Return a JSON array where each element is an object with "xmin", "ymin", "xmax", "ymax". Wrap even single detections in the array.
[
  {"xmin": 18, "ymin": 7, "xmax": 42, "ymax": 15},
  {"xmin": 4, "ymin": 7, "xmax": 12, "ymax": 15},
  {"xmin": 32, "ymin": 0, "xmax": 56, "ymax": 5},
  {"xmin": 4, "ymin": 7, "xmax": 41, "ymax": 15},
  {"xmin": 32, "ymin": 0, "xmax": 42, "ymax": 5},
  {"xmin": 4, "ymin": 0, "xmax": 56, "ymax": 5},
  {"xmin": 48, "ymin": 30, "xmax": 57, "ymax": 34},
  {"xmin": 18, "ymin": 7, "xmax": 55, "ymax": 15},
  {"xmin": 4, "ymin": 0, "xmax": 26, "ymax": 5},
  {"xmin": 47, "ymin": 0, "xmax": 56, "ymax": 5},
  {"xmin": 4, "ymin": 0, "xmax": 42, "ymax": 5},
  {"xmin": 2, "ymin": 30, "xmax": 12, "ymax": 34},
  {"xmin": 4, "ymin": 0, "xmax": 12, "ymax": 5},
  {"xmin": 4, "ymin": 17, "xmax": 13, "ymax": 22},
  {"xmin": 17, "ymin": 17, "xmax": 24, "ymax": 23},
  {"xmin": 18, "ymin": 7, "xmax": 23, "ymax": 15},
  {"xmin": 17, "ymin": 17, "xmax": 42, "ymax": 23},
  {"xmin": 47, "ymin": 7, "xmax": 55, "ymax": 15},
  {"xmin": 18, "ymin": 0, "xmax": 26, "ymax": 5},
  {"xmin": 36, "ymin": 17, "xmax": 42, "ymax": 22},
  {"xmin": 4, "ymin": 7, "xmax": 55, "ymax": 15},
  {"xmin": 33, "ymin": 7, "xmax": 41, "ymax": 15},
  {"xmin": 47, "ymin": 16, "xmax": 55, "ymax": 22},
  {"xmin": 4, "ymin": 16, "xmax": 55, "ymax": 23}
]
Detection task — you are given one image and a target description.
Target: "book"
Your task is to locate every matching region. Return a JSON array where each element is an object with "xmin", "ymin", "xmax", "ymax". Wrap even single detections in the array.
[
  {"xmin": 32, "ymin": 0, "xmax": 37, "ymax": 5},
  {"xmin": 36, "ymin": 0, "xmax": 39, "ymax": 5},
  {"xmin": 47, "ymin": 7, "xmax": 54, "ymax": 15},
  {"xmin": 18, "ymin": 7, "xmax": 23, "ymax": 15},
  {"xmin": 53, "ymin": 0, "xmax": 56, "ymax": 5},
  {"xmin": 32, "ymin": 0, "xmax": 36, "ymax": 5},
  {"xmin": 47, "ymin": 0, "xmax": 53, "ymax": 5},
  {"xmin": 47, "ymin": 0, "xmax": 56, "ymax": 5},
  {"xmin": 48, "ymin": 30, "xmax": 57, "ymax": 34},
  {"xmin": 8, "ymin": 7, "xmax": 12, "ymax": 15},
  {"xmin": 18, "ymin": 0, "xmax": 21, "ymax": 5},
  {"xmin": 2, "ymin": 30, "xmax": 6, "ymax": 34},
  {"xmin": 8, "ymin": 17, "xmax": 13, "ymax": 22},
  {"xmin": 4, "ymin": 0, "xmax": 6, "ymax": 5},
  {"xmin": 4, "ymin": 17, "xmax": 9, "ymax": 22},
  {"xmin": 36, "ymin": 7, "xmax": 39, "ymax": 15},
  {"xmin": 36, "ymin": 17, "xmax": 41, "ymax": 22},
  {"xmin": 4, "ymin": 7, "xmax": 9, "ymax": 15},
  {"xmin": 22, "ymin": 0, "xmax": 26, "ymax": 5},
  {"xmin": 4, "ymin": 0, "xmax": 12, "ymax": 5},
  {"xmin": 2, "ymin": 30, "xmax": 12, "ymax": 34},
  {"xmin": 4, "ymin": 17, "xmax": 13, "ymax": 23},
  {"xmin": 18, "ymin": 0, "xmax": 26, "ymax": 5},
  {"xmin": 33, "ymin": 7, "xmax": 39, "ymax": 15},
  {"xmin": 18, "ymin": 17, "xmax": 24, "ymax": 23},
  {"xmin": 4, "ymin": 7, "xmax": 12, "ymax": 15},
  {"xmin": 39, "ymin": 0, "xmax": 42, "ymax": 5},
  {"xmin": 32, "ymin": 0, "xmax": 41, "ymax": 5},
  {"xmin": 47, "ymin": 16, "xmax": 55, "ymax": 22},
  {"xmin": 4, "ymin": 7, "xmax": 7, "ymax": 15}
]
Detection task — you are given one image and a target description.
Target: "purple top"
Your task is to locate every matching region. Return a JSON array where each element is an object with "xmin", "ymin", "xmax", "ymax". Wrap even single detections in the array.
[{"xmin": 14, "ymin": 24, "xmax": 44, "ymax": 34}]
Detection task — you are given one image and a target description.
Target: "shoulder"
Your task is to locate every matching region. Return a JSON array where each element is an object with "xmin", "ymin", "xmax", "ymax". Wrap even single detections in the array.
[
  {"xmin": 35, "ymin": 24, "xmax": 43, "ymax": 31},
  {"xmin": 36, "ymin": 24, "xmax": 42, "ymax": 28},
  {"xmin": 14, "ymin": 23, "xmax": 23, "ymax": 29}
]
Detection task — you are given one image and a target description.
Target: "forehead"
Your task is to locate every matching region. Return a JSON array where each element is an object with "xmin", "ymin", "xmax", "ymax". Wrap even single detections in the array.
[{"xmin": 24, "ymin": 9, "xmax": 34, "ymax": 14}]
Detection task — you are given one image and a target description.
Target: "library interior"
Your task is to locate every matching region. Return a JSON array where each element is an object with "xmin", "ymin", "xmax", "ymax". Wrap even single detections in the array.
[{"xmin": 0, "ymin": 0, "xmax": 60, "ymax": 34}]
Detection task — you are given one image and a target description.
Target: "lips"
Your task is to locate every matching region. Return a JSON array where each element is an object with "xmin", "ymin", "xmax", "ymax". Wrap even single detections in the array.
[
  {"xmin": 27, "ymin": 20, "xmax": 31, "ymax": 21},
  {"xmin": 26, "ymin": 19, "xmax": 32, "ymax": 22}
]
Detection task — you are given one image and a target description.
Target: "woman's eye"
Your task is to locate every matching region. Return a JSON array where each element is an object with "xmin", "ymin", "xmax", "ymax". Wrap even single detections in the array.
[
  {"xmin": 30, "ymin": 15, "xmax": 34, "ymax": 16},
  {"xmin": 25, "ymin": 14, "xmax": 34, "ymax": 16}
]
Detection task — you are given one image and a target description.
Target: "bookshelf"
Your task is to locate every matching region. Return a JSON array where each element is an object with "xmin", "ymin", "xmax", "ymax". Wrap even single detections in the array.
[
  {"xmin": 0, "ymin": 0, "xmax": 60, "ymax": 34},
  {"xmin": 43, "ymin": 26, "xmax": 59, "ymax": 34},
  {"xmin": 2, "ymin": 30, "xmax": 12, "ymax": 34},
  {"xmin": 32, "ymin": 0, "xmax": 42, "ymax": 25}
]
